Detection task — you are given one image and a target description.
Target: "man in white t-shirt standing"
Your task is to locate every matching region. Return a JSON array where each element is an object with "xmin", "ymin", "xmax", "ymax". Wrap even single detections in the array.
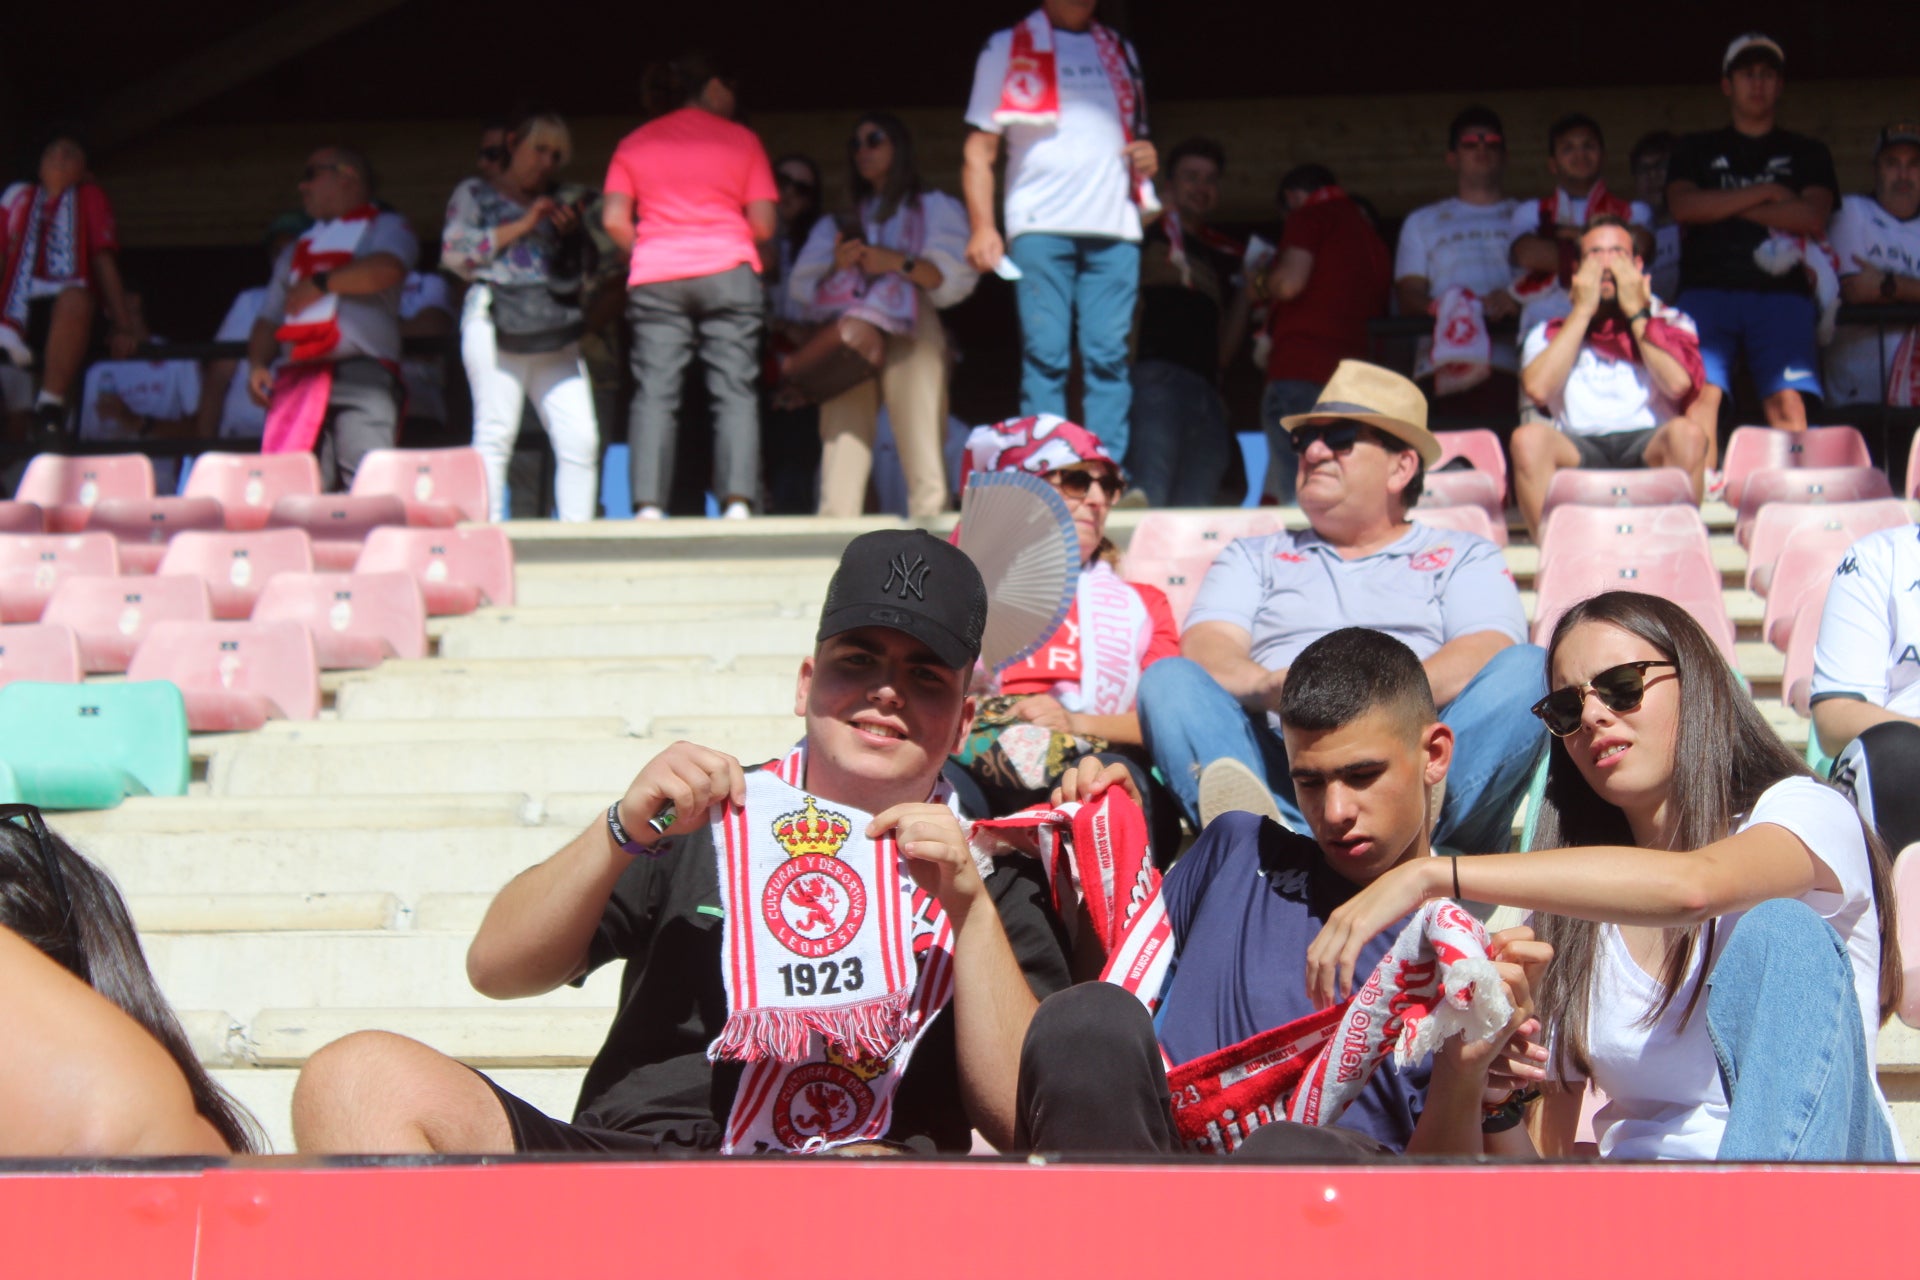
[
  {"xmin": 1828, "ymin": 124, "xmax": 1920, "ymax": 411},
  {"xmin": 1513, "ymin": 217, "xmax": 1709, "ymax": 539},
  {"xmin": 962, "ymin": 0, "xmax": 1157, "ymax": 467},
  {"xmin": 1394, "ymin": 106, "xmax": 1521, "ymax": 430}
]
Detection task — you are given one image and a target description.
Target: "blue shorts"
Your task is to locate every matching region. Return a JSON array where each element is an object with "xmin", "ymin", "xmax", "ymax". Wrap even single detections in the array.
[{"xmin": 1677, "ymin": 287, "xmax": 1823, "ymax": 400}]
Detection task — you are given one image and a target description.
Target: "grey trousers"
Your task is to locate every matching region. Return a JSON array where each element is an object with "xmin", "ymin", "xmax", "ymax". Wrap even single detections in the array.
[
  {"xmin": 625, "ymin": 263, "xmax": 764, "ymax": 509},
  {"xmin": 317, "ymin": 358, "xmax": 400, "ymax": 492}
]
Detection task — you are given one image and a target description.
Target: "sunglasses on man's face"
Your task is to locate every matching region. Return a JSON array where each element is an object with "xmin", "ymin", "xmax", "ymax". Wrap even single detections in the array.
[
  {"xmin": 853, "ymin": 130, "xmax": 890, "ymax": 151},
  {"xmin": 1049, "ymin": 468, "xmax": 1126, "ymax": 501},
  {"xmin": 1531, "ymin": 660, "xmax": 1677, "ymax": 737},
  {"xmin": 1455, "ymin": 134, "xmax": 1505, "ymax": 151},
  {"xmin": 302, "ymin": 162, "xmax": 343, "ymax": 182},
  {"xmin": 1287, "ymin": 420, "xmax": 1364, "ymax": 455}
]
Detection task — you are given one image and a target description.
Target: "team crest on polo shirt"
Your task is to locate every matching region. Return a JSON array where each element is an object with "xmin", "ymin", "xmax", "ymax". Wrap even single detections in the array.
[
  {"xmin": 1410, "ymin": 546, "xmax": 1455, "ymax": 572},
  {"xmin": 763, "ymin": 796, "xmax": 867, "ymax": 957},
  {"xmin": 770, "ymin": 1047, "xmax": 886, "ymax": 1148}
]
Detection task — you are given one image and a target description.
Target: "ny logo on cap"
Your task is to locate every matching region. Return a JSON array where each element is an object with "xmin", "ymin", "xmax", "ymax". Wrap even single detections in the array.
[{"xmin": 881, "ymin": 553, "xmax": 930, "ymax": 600}]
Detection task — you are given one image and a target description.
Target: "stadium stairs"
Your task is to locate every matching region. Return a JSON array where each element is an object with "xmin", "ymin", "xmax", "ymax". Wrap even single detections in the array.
[{"xmin": 47, "ymin": 505, "xmax": 1920, "ymax": 1153}]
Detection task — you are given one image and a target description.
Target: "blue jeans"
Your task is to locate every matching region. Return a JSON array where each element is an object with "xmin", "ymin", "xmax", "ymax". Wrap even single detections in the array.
[
  {"xmin": 1259, "ymin": 379, "xmax": 1319, "ymax": 505},
  {"xmin": 1009, "ymin": 233, "xmax": 1140, "ymax": 460},
  {"xmin": 1136, "ymin": 645, "xmax": 1549, "ymax": 852},
  {"xmin": 1127, "ymin": 359, "xmax": 1233, "ymax": 507},
  {"xmin": 1708, "ymin": 898, "xmax": 1898, "ymax": 1161}
]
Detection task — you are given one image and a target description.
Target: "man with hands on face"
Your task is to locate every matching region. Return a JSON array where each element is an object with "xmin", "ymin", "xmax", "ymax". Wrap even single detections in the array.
[
  {"xmin": 1513, "ymin": 215, "xmax": 1710, "ymax": 541},
  {"xmin": 289, "ymin": 530, "xmax": 1070, "ymax": 1155},
  {"xmin": 1016, "ymin": 628, "xmax": 1552, "ymax": 1157}
]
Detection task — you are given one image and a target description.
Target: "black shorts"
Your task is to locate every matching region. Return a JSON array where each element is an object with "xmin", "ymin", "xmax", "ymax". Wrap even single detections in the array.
[
  {"xmin": 476, "ymin": 1070, "xmax": 691, "ymax": 1155},
  {"xmin": 1569, "ymin": 425, "xmax": 1658, "ymax": 468}
]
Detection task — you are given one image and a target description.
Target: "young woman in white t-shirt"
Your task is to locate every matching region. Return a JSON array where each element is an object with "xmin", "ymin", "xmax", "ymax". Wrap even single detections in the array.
[{"xmin": 1305, "ymin": 590, "xmax": 1902, "ymax": 1160}]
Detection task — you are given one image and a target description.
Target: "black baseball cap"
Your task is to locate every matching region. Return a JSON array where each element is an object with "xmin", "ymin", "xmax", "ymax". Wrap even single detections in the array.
[
  {"xmin": 816, "ymin": 530, "xmax": 987, "ymax": 670},
  {"xmin": 1877, "ymin": 123, "xmax": 1920, "ymax": 158}
]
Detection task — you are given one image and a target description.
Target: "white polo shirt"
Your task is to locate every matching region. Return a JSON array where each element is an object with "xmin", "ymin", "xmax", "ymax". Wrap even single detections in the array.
[
  {"xmin": 1520, "ymin": 305, "xmax": 1697, "ymax": 437},
  {"xmin": 1811, "ymin": 523, "xmax": 1920, "ymax": 718},
  {"xmin": 1184, "ymin": 521, "xmax": 1527, "ymax": 703},
  {"xmin": 1827, "ymin": 194, "xmax": 1920, "ymax": 407},
  {"xmin": 78, "ymin": 349, "xmax": 201, "ymax": 441}
]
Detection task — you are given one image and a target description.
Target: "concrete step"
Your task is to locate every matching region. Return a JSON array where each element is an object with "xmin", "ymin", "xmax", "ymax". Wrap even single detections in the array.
[
  {"xmin": 131, "ymin": 893, "xmax": 403, "ymax": 933},
  {"xmin": 219, "ymin": 716, "xmax": 636, "ymax": 744},
  {"xmin": 141, "ymin": 931, "xmax": 621, "ymax": 1015},
  {"xmin": 436, "ymin": 616, "xmax": 816, "ymax": 661},
  {"xmin": 333, "ymin": 656, "xmax": 802, "ymax": 720},
  {"xmin": 246, "ymin": 1006, "xmax": 613, "ymax": 1068},
  {"xmin": 515, "ymin": 559, "xmax": 839, "ymax": 608},
  {"xmin": 52, "ymin": 792, "xmax": 538, "ymax": 835},
  {"xmin": 214, "ymin": 1065, "xmax": 586, "ymax": 1156}
]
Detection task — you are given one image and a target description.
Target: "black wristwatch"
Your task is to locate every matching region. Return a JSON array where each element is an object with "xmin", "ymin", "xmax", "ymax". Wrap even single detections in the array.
[
  {"xmin": 1481, "ymin": 1086, "xmax": 1542, "ymax": 1133},
  {"xmin": 312, "ymin": 270, "xmax": 332, "ymax": 294},
  {"xmin": 900, "ymin": 255, "xmax": 918, "ymax": 276},
  {"xmin": 1883, "ymin": 271, "xmax": 1900, "ymax": 301},
  {"xmin": 1625, "ymin": 306, "xmax": 1653, "ymax": 327}
]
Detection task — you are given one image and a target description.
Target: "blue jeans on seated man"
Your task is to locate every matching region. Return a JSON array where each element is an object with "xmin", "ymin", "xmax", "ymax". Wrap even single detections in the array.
[
  {"xmin": 1709, "ymin": 897, "xmax": 1898, "ymax": 1161},
  {"xmin": 1136, "ymin": 645, "xmax": 1549, "ymax": 852},
  {"xmin": 1008, "ymin": 233, "xmax": 1140, "ymax": 462},
  {"xmin": 1127, "ymin": 359, "xmax": 1234, "ymax": 507}
]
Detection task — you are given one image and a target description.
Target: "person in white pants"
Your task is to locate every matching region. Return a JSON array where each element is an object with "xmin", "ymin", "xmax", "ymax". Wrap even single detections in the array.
[{"xmin": 441, "ymin": 110, "xmax": 600, "ymax": 521}]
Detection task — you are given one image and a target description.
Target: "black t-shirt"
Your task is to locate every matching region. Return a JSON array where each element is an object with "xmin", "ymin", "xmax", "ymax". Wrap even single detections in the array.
[
  {"xmin": 1135, "ymin": 219, "xmax": 1242, "ymax": 377},
  {"xmin": 1667, "ymin": 125, "xmax": 1837, "ymax": 295},
  {"xmin": 570, "ymin": 816, "xmax": 1072, "ymax": 1152}
]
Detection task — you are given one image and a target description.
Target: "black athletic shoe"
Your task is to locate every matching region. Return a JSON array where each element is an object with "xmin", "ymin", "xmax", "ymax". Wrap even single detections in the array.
[{"xmin": 27, "ymin": 402, "xmax": 70, "ymax": 454}]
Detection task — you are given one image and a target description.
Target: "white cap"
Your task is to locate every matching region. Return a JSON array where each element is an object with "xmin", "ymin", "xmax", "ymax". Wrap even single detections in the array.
[{"xmin": 1722, "ymin": 33, "xmax": 1785, "ymax": 74}]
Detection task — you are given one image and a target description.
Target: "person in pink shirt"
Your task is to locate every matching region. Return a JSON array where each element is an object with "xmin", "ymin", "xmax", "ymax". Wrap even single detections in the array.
[{"xmin": 602, "ymin": 52, "xmax": 778, "ymax": 518}]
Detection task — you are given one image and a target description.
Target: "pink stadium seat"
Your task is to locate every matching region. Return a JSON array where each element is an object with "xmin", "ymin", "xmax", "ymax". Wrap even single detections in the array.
[
  {"xmin": 355, "ymin": 525, "xmax": 515, "ymax": 615},
  {"xmin": 1892, "ymin": 845, "xmax": 1920, "ymax": 1028},
  {"xmin": 0, "ymin": 502, "xmax": 45, "ymax": 533},
  {"xmin": 43, "ymin": 574, "xmax": 213, "ymax": 673},
  {"xmin": 1721, "ymin": 427, "xmax": 1795, "ymax": 509},
  {"xmin": 127, "ymin": 619, "xmax": 319, "ymax": 732},
  {"xmin": 1537, "ymin": 504, "xmax": 1710, "ymax": 577},
  {"xmin": 1533, "ymin": 548, "xmax": 1735, "ymax": 661},
  {"xmin": 0, "ymin": 623, "xmax": 84, "ymax": 688},
  {"xmin": 1122, "ymin": 512, "xmax": 1285, "ymax": 628},
  {"xmin": 252, "ymin": 571, "xmax": 428, "ymax": 669},
  {"xmin": 1414, "ymin": 470, "xmax": 1505, "ymax": 533},
  {"xmin": 17, "ymin": 454, "xmax": 156, "ymax": 533},
  {"xmin": 182, "ymin": 453, "xmax": 324, "ymax": 532},
  {"xmin": 350, "ymin": 448, "xmax": 489, "ymax": 526},
  {"xmin": 155, "ymin": 528, "xmax": 314, "ymax": 620},
  {"xmin": 82, "ymin": 496, "xmax": 227, "ymax": 574},
  {"xmin": 1538, "ymin": 467, "xmax": 1697, "ymax": 524},
  {"xmin": 1759, "ymin": 532, "xmax": 1852, "ymax": 652},
  {"xmin": 1776, "ymin": 581, "xmax": 1830, "ymax": 707},
  {"xmin": 1410, "ymin": 503, "xmax": 1503, "ymax": 546},
  {"xmin": 0, "ymin": 533, "xmax": 121, "ymax": 622},
  {"xmin": 1734, "ymin": 466, "xmax": 1895, "ymax": 547},
  {"xmin": 267, "ymin": 494, "xmax": 409, "ymax": 571},
  {"xmin": 1744, "ymin": 499, "xmax": 1909, "ymax": 595},
  {"xmin": 1793, "ymin": 425, "xmax": 1872, "ymax": 470},
  {"xmin": 1433, "ymin": 428, "xmax": 1508, "ymax": 499}
]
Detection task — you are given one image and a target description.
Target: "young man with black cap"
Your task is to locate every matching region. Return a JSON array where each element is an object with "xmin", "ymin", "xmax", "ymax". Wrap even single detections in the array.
[
  {"xmin": 291, "ymin": 529, "xmax": 1071, "ymax": 1155},
  {"xmin": 1666, "ymin": 33, "xmax": 1838, "ymax": 433}
]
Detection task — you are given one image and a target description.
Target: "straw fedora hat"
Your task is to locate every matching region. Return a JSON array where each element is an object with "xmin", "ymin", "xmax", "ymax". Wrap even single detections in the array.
[{"xmin": 1278, "ymin": 360, "xmax": 1441, "ymax": 467}]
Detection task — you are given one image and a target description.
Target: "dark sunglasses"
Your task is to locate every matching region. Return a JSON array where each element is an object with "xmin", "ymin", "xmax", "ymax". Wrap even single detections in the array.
[
  {"xmin": 1530, "ymin": 660, "xmax": 1676, "ymax": 737},
  {"xmin": 477, "ymin": 145, "xmax": 511, "ymax": 166},
  {"xmin": 302, "ymin": 162, "xmax": 344, "ymax": 182},
  {"xmin": 776, "ymin": 174, "xmax": 817, "ymax": 194},
  {"xmin": 1050, "ymin": 468, "xmax": 1126, "ymax": 501},
  {"xmin": 853, "ymin": 130, "xmax": 890, "ymax": 151},
  {"xmin": 1455, "ymin": 133, "xmax": 1505, "ymax": 151},
  {"xmin": 0, "ymin": 804, "xmax": 85, "ymax": 981},
  {"xmin": 1287, "ymin": 420, "xmax": 1364, "ymax": 455}
]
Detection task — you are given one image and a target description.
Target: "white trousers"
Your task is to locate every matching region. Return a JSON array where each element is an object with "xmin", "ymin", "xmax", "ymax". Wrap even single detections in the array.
[{"xmin": 461, "ymin": 286, "xmax": 600, "ymax": 522}]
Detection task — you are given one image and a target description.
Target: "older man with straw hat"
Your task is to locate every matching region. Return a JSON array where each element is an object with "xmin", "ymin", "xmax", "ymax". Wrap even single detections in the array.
[{"xmin": 1134, "ymin": 359, "xmax": 1548, "ymax": 854}]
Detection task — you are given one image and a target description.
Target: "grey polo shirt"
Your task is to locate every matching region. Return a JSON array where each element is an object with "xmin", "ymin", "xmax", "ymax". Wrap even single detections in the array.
[{"xmin": 1184, "ymin": 520, "xmax": 1527, "ymax": 674}]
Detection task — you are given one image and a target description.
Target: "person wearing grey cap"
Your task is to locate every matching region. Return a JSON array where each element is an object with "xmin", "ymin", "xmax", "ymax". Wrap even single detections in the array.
[
  {"xmin": 288, "ymin": 529, "xmax": 1071, "ymax": 1158},
  {"xmin": 1666, "ymin": 33, "xmax": 1838, "ymax": 435},
  {"xmin": 1828, "ymin": 124, "xmax": 1920, "ymax": 410}
]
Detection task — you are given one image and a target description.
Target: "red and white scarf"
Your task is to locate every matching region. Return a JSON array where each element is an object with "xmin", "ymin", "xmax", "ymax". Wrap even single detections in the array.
[
  {"xmin": 1161, "ymin": 209, "xmax": 1246, "ymax": 289},
  {"xmin": 809, "ymin": 199, "xmax": 926, "ymax": 335},
  {"xmin": 1062, "ymin": 564, "xmax": 1152, "ymax": 715},
  {"xmin": 970, "ymin": 786, "xmax": 1157, "ymax": 957},
  {"xmin": 713, "ymin": 745, "xmax": 960, "ymax": 1153},
  {"xmin": 993, "ymin": 10, "xmax": 1158, "ymax": 213},
  {"xmin": 1, "ymin": 183, "xmax": 110, "ymax": 342},
  {"xmin": 1512, "ymin": 182, "xmax": 1636, "ymax": 301},
  {"xmin": 1430, "ymin": 286, "xmax": 1491, "ymax": 396},
  {"xmin": 275, "ymin": 206, "xmax": 378, "ymax": 363},
  {"xmin": 1542, "ymin": 297, "xmax": 1706, "ymax": 412}
]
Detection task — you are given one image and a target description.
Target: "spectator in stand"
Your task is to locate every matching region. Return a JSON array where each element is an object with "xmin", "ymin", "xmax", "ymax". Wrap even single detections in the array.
[
  {"xmin": 1667, "ymin": 34, "xmax": 1837, "ymax": 434},
  {"xmin": 1811, "ymin": 523, "xmax": 1920, "ymax": 856},
  {"xmin": 0, "ymin": 806, "xmax": 261, "ymax": 1155},
  {"xmin": 1507, "ymin": 115, "xmax": 1654, "ymax": 356},
  {"xmin": 443, "ymin": 110, "xmax": 601, "ymax": 522},
  {"xmin": 1134, "ymin": 360, "xmax": 1546, "ymax": 852},
  {"xmin": 397, "ymin": 260, "xmax": 455, "ymax": 446},
  {"xmin": 962, "ymin": 0, "xmax": 1157, "ymax": 464},
  {"xmin": 1394, "ymin": 107, "xmax": 1522, "ymax": 430},
  {"xmin": 790, "ymin": 113, "xmax": 977, "ymax": 519},
  {"xmin": 604, "ymin": 52, "xmax": 777, "ymax": 521},
  {"xmin": 198, "ymin": 213, "xmax": 308, "ymax": 442},
  {"xmin": 0, "ymin": 132, "xmax": 145, "ymax": 447},
  {"xmin": 476, "ymin": 119, "xmax": 512, "ymax": 184},
  {"xmin": 77, "ymin": 286, "xmax": 199, "ymax": 491},
  {"xmin": 1259, "ymin": 164, "xmax": 1391, "ymax": 504},
  {"xmin": 1631, "ymin": 131, "xmax": 1683, "ymax": 301},
  {"xmin": 762, "ymin": 153, "xmax": 824, "ymax": 514},
  {"xmin": 1513, "ymin": 217, "xmax": 1709, "ymax": 539},
  {"xmin": 1828, "ymin": 124, "xmax": 1920, "ymax": 413},
  {"xmin": 246, "ymin": 146, "xmax": 417, "ymax": 491},
  {"xmin": 1126, "ymin": 138, "xmax": 1248, "ymax": 508}
]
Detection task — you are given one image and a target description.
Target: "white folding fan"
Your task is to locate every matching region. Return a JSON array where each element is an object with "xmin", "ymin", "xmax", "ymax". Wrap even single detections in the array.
[{"xmin": 957, "ymin": 469, "xmax": 1080, "ymax": 672}]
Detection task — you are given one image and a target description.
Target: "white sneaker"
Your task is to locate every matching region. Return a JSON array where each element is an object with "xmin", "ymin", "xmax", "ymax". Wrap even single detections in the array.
[
  {"xmin": 1197, "ymin": 758, "xmax": 1284, "ymax": 829},
  {"xmin": 722, "ymin": 500, "xmax": 751, "ymax": 520},
  {"xmin": 636, "ymin": 505, "xmax": 664, "ymax": 520}
]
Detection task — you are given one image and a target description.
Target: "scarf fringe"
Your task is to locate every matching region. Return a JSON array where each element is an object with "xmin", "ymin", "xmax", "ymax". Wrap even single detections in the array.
[{"xmin": 710, "ymin": 988, "xmax": 914, "ymax": 1064}]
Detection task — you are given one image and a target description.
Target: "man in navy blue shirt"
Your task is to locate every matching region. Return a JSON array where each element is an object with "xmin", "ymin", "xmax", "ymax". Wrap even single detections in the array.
[{"xmin": 1014, "ymin": 627, "xmax": 1549, "ymax": 1156}]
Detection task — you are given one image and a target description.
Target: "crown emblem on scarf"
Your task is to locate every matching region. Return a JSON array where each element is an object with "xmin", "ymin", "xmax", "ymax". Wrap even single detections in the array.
[
  {"xmin": 826, "ymin": 1043, "xmax": 890, "ymax": 1082},
  {"xmin": 773, "ymin": 796, "xmax": 853, "ymax": 859}
]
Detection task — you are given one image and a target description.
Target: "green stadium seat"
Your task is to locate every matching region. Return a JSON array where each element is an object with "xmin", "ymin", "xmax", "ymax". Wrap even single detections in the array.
[{"xmin": 0, "ymin": 680, "xmax": 189, "ymax": 809}]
